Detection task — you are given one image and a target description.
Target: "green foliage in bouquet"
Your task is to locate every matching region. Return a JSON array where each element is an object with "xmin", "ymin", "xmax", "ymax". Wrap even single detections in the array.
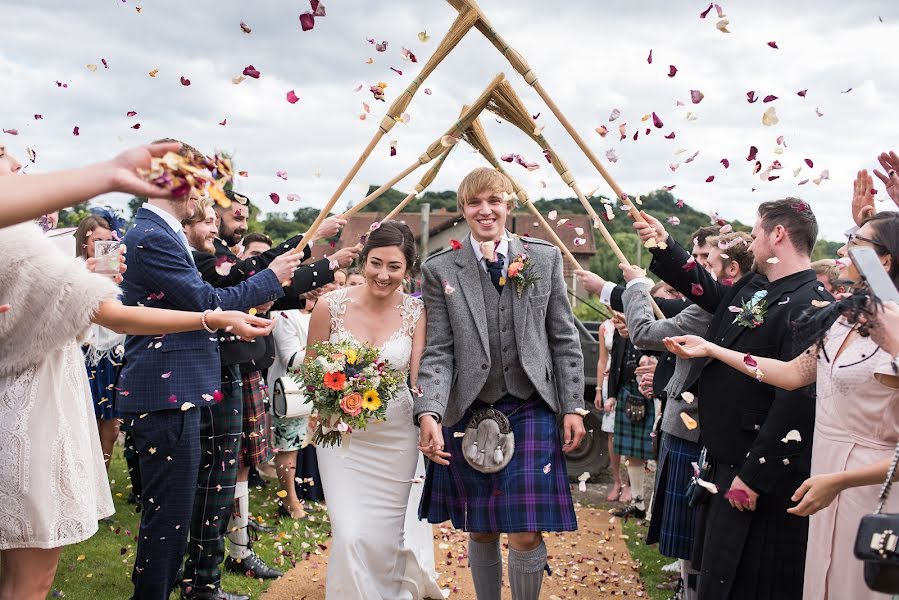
[{"xmin": 295, "ymin": 339, "xmax": 405, "ymax": 447}]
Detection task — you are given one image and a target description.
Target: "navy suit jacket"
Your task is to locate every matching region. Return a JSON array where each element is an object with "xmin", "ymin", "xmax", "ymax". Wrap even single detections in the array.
[{"xmin": 117, "ymin": 208, "xmax": 284, "ymax": 414}]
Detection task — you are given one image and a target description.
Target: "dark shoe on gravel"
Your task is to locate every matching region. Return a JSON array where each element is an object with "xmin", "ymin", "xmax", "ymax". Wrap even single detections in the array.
[{"xmin": 225, "ymin": 551, "xmax": 283, "ymax": 580}]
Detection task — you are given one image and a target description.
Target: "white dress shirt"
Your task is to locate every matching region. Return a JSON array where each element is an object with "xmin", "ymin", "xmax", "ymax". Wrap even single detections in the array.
[{"xmin": 470, "ymin": 234, "xmax": 510, "ymax": 279}]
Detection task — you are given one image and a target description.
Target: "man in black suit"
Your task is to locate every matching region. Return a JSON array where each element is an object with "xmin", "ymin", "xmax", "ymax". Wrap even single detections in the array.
[{"xmin": 633, "ymin": 199, "xmax": 832, "ymax": 599}]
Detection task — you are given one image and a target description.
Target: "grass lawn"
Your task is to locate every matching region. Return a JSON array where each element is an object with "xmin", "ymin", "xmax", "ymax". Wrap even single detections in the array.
[
  {"xmin": 620, "ymin": 517, "xmax": 679, "ymax": 600},
  {"xmin": 51, "ymin": 447, "xmax": 331, "ymax": 599}
]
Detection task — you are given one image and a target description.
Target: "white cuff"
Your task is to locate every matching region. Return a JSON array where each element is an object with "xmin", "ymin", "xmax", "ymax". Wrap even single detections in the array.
[
  {"xmin": 417, "ymin": 412, "xmax": 441, "ymax": 425},
  {"xmin": 625, "ymin": 277, "xmax": 654, "ymax": 290},
  {"xmin": 599, "ymin": 281, "xmax": 617, "ymax": 305}
]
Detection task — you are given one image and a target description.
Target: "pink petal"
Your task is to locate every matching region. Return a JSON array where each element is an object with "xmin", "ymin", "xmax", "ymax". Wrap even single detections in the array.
[
  {"xmin": 101, "ymin": 58, "xmax": 108, "ymax": 69},
  {"xmin": 705, "ymin": 175, "xmax": 715, "ymax": 182},
  {"xmin": 797, "ymin": 89, "xmax": 807, "ymax": 97},
  {"xmin": 299, "ymin": 12, "xmax": 315, "ymax": 31},
  {"xmin": 131, "ymin": 123, "xmax": 141, "ymax": 129},
  {"xmin": 276, "ymin": 170, "xmax": 288, "ymax": 180},
  {"xmin": 746, "ymin": 145, "xmax": 758, "ymax": 161},
  {"xmin": 168, "ymin": 394, "xmax": 178, "ymax": 403},
  {"xmin": 719, "ymin": 224, "xmax": 733, "ymax": 234},
  {"xmin": 2, "ymin": 128, "xmax": 18, "ymax": 135},
  {"xmin": 500, "ymin": 153, "xmax": 515, "ymax": 163},
  {"xmin": 605, "ymin": 149, "xmax": 619, "ymax": 163},
  {"xmin": 690, "ymin": 89, "xmax": 704, "ymax": 104},
  {"xmin": 746, "ymin": 91, "xmax": 758, "ymax": 103},
  {"xmin": 804, "ymin": 158, "xmax": 813, "ymax": 168},
  {"xmin": 270, "ymin": 193, "xmax": 280, "ymax": 204},
  {"xmin": 714, "ymin": 4, "xmax": 724, "ymax": 17},
  {"xmin": 240, "ymin": 21, "xmax": 252, "ymax": 34},
  {"xmin": 725, "ymin": 488, "xmax": 751, "ymax": 503},
  {"xmin": 219, "ymin": 118, "xmax": 227, "ymax": 126},
  {"xmin": 691, "ymin": 283, "xmax": 705, "ymax": 296},
  {"xmin": 161, "ymin": 371, "xmax": 172, "ymax": 379},
  {"xmin": 815, "ymin": 107, "xmax": 823, "ymax": 117},
  {"xmin": 668, "ymin": 65, "xmax": 678, "ymax": 78},
  {"xmin": 595, "ymin": 125, "xmax": 608, "ymax": 137},
  {"xmin": 242, "ymin": 65, "xmax": 261, "ymax": 78},
  {"xmin": 767, "ymin": 41, "xmax": 779, "ymax": 49},
  {"xmin": 618, "ymin": 122, "xmax": 627, "ymax": 140},
  {"xmin": 126, "ymin": 111, "xmax": 137, "ymax": 117},
  {"xmin": 647, "ymin": 49, "xmax": 653, "ymax": 64},
  {"xmin": 34, "ymin": 114, "xmax": 43, "ymax": 120},
  {"xmin": 676, "ymin": 199, "xmax": 684, "ymax": 208},
  {"xmin": 652, "ymin": 112, "xmax": 664, "ymax": 128},
  {"xmin": 667, "ymin": 216, "xmax": 680, "ymax": 225},
  {"xmin": 286, "ymin": 89, "xmax": 300, "ymax": 104},
  {"xmin": 401, "ymin": 47, "xmax": 418, "ymax": 63},
  {"xmin": 213, "ymin": 390, "xmax": 224, "ymax": 401},
  {"xmin": 180, "ymin": 76, "xmax": 191, "ymax": 86},
  {"xmin": 683, "ymin": 258, "xmax": 697, "ymax": 271},
  {"xmin": 700, "ymin": 3, "xmax": 713, "ymax": 18},
  {"xmin": 73, "ymin": 126, "xmax": 80, "ymax": 136},
  {"xmin": 762, "ymin": 94, "xmax": 778, "ymax": 103},
  {"xmin": 720, "ymin": 158, "xmax": 730, "ymax": 168},
  {"xmin": 390, "ymin": 67, "xmax": 403, "ymax": 76},
  {"xmin": 743, "ymin": 353, "xmax": 758, "ymax": 368},
  {"xmin": 685, "ymin": 150, "xmax": 700, "ymax": 163},
  {"xmin": 664, "ymin": 131, "xmax": 676, "ymax": 139}
]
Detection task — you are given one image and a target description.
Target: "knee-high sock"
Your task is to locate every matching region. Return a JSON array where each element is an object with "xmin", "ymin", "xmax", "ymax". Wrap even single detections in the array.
[
  {"xmin": 508, "ymin": 542, "xmax": 547, "ymax": 600},
  {"xmin": 468, "ymin": 538, "xmax": 502, "ymax": 600},
  {"xmin": 626, "ymin": 462, "xmax": 646, "ymax": 510},
  {"xmin": 227, "ymin": 480, "xmax": 251, "ymax": 560}
]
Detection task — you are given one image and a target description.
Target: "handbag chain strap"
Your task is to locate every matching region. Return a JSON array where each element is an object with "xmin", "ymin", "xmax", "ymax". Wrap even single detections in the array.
[{"xmin": 875, "ymin": 441, "xmax": 899, "ymax": 514}]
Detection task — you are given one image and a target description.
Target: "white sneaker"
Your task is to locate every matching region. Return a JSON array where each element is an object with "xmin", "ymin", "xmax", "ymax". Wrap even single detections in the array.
[{"xmin": 662, "ymin": 560, "xmax": 680, "ymax": 573}]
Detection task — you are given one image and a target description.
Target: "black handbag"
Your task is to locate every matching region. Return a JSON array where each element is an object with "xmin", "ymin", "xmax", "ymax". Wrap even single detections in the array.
[{"xmin": 853, "ymin": 441, "xmax": 899, "ymax": 593}]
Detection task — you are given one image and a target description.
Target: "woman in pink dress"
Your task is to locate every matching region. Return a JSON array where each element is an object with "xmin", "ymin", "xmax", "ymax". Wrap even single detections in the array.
[{"xmin": 663, "ymin": 211, "xmax": 899, "ymax": 599}]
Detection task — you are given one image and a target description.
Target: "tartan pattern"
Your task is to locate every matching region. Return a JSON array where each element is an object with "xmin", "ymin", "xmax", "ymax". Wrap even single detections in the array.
[
  {"xmin": 646, "ymin": 433, "xmax": 701, "ymax": 559},
  {"xmin": 612, "ymin": 383, "xmax": 655, "ymax": 460},
  {"xmin": 238, "ymin": 370, "xmax": 272, "ymax": 469},
  {"xmin": 182, "ymin": 366, "xmax": 243, "ymax": 593},
  {"xmin": 419, "ymin": 395, "xmax": 577, "ymax": 533}
]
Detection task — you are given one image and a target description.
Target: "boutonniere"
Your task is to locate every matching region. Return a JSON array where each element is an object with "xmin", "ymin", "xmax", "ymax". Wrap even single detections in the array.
[
  {"xmin": 730, "ymin": 290, "xmax": 768, "ymax": 329},
  {"xmin": 501, "ymin": 253, "xmax": 540, "ymax": 298}
]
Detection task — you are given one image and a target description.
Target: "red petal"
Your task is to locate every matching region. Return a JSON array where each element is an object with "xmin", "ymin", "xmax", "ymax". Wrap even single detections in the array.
[
  {"xmin": 101, "ymin": 58, "xmax": 108, "ymax": 69},
  {"xmin": 746, "ymin": 145, "xmax": 758, "ymax": 161},
  {"xmin": 390, "ymin": 145, "xmax": 397, "ymax": 157},
  {"xmin": 700, "ymin": 3, "xmax": 713, "ymax": 18},
  {"xmin": 180, "ymin": 76, "xmax": 191, "ymax": 86},
  {"xmin": 743, "ymin": 353, "xmax": 758, "ymax": 368},
  {"xmin": 269, "ymin": 193, "xmax": 280, "ymax": 204},
  {"xmin": 286, "ymin": 89, "xmax": 300, "ymax": 104},
  {"xmin": 500, "ymin": 154, "xmax": 515, "ymax": 163},
  {"xmin": 652, "ymin": 112, "xmax": 664, "ymax": 128},
  {"xmin": 664, "ymin": 131, "xmax": 676, "ymax": 139},
  {"xmin": 683, "ymin": 259, "xmax": 697, "ymax": 272},
  {"xmin": 797, "ymin": 89, "xmax": 807, "ymax": 97},
  {"xmin": 310, "ymin": 0, "xmax": 326, "ymax": 17},
  {"xmin": 763, "ymin": 94, "xmax": 778, "ymax": 103},
  {"xmin": 725, "ymin": 488, "xmax": 750, "ymax": 503},
  {"xmin": 131, "ymin": 123, "xmax": 141, "ymax": 129},
  {"xmin": 691, "ymin": 283, "xmax": 705, "ymax": 296},
  {"xmin": 34, "ymin": 114, "xmax": 42, "ymax": 120},
  {"xmin": 168, "ymin": 394, "xmax": 178, "ymax": 403},
  {"xmin": 242, "ymin": 65, "xmax": 261, "ymax": 78},
  {"xmin": 668, "ymin": 65, "xmax": 678, "ymax": 78},
  {"xmin": 767, "ymin": 41, "xmax": 779, "ymax": 49},
  {"xmin": 746, "ymin": 91, "xmax": 758, "ymax": 103},
  {"xmin": 804, "ymin": 158, "xmax": 813, "ymax": 168},
  {"xmin": 676, "ymin": 199, "xmax": 684, "ymax": 208},
  {"xmin": 390, "ymin": 67, "xmax": 403, "ymax": 76},
  {"xmin": 73, "ymin": 126, "xmax": 80, "ymax": 136},
  {"xmin": 299, "ymin": 12, "xmax": 315, "ymax": 31},
  {"xmin": 720, "ymin": 158, "xmax": 730, "ymax": 168},
  {"xmin": 768, "ymin": 175, "xmax": 780, "ymax": 181},
  {"xmin": 690, "ymin": 89, "xmax": 704, "ymax": 104},
  {"xmin": 450, "ymin": 239, "xmax": 463, "ymax": 250},
  {"xmin": 705, "ymin": 175, "xmax": 715, "ymax": 182},
  {"xmin": 213, "ymin": 389, "xmax": 224, "ymax": 401},
  {"xmin": 647, "ymin": 49, "xmax": 653, "ymax": 64},
  {"xmin": 219, "ymin": 118, "xmax": 227, "ymax": 126},
  {"xmin": 126, "ymin": 111, "xmax": 137, "ymax": 117}
]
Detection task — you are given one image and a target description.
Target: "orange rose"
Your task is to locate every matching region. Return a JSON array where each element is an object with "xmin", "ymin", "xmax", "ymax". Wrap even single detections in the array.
[
  {"xmin": 323, "ymin": 371, "xmax": 347, "ymax": 391},
  {"xmin": 340, "ymin": 392, "xmax": 364, "ymax": 416},
  {"xmin": 507, "ymin": 261, "xmax": 523, "ymax": 278}
]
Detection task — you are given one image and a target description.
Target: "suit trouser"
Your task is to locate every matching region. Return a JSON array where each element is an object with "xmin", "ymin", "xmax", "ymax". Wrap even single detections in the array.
[
  {"xmin": 126, "ymin": 408, "xmax": 200, "ymax": 600},
  {"xmin": 121, "ymin": 420, "xmax": 144, "ymax": 499},
  {"xmin": 182, "ymin": 364, "xmax": 244, "ymax": 594}
]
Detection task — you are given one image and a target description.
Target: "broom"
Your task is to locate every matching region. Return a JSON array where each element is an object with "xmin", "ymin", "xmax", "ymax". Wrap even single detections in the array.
[
  {"xmin": 338, "ymin": 73, "xmax": 506, "ymax": 220},
  {"xmin": 459, "ymin": 112, "xmax": 580, "ymax": 270},
  {"xmin": 445, "ymin": 0, "xmax": 650, "ymax": 228},
  {"xmin": 381, "ymin": 144, "xmax": 456, "ymax": 223},
  {"xmin": 291, "ymin": 6, "xmax": 480, "ymax": 254},
  {"xmin": 486, "ymin": 80, "xmax": 665, "ymax": 318}
]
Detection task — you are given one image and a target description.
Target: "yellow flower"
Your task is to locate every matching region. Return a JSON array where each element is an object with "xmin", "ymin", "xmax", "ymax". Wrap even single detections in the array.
[
  {"xmin": 345, "ymin": 348, "xmax": 358, "ymax": 365},
  {"xmin": 362, "ymin": 389, "xmax": 381, "ymax": 411}
]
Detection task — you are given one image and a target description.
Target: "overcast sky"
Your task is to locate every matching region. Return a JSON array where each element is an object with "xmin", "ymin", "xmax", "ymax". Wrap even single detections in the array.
[{"xmin": 2, "ymin": 0, "xmax": 898, "ymax": 240}]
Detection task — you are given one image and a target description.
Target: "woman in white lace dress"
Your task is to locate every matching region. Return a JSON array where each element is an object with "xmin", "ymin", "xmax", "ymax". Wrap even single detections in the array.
[{"xmin": 305, "ymin": 221, "xmax": 445, "ymax": 600}]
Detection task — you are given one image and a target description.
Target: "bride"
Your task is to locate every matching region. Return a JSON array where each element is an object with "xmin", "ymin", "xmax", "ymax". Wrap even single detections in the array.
[{"xmin": 305, "ymin": 220, "xmax": 445, "ymax": 600}]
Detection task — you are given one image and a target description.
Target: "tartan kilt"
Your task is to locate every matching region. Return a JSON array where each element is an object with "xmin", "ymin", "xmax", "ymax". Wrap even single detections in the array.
[
  {"xmin": 238, "ymin": 370, "xmax": 272, "ymax": 469},
  {"xmin": 613, "ymin": 384, "xmax": 655, "ymax": 460},
  {"xmin": 646, "ymin": 432, "xmax": 700, "ymax": 559},
  {"xmin": 419, "ymin": 395, "xmax": 577, "ymax": 533}
]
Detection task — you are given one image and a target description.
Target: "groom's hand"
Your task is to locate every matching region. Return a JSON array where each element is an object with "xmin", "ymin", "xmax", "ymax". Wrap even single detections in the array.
[
  {"xmin": 561, "ymin": 414, "xmax": 586, "ymax": 453},
  {"xmin": 418, "ymin": 415, "xmax": 451, "ymax": 465}
]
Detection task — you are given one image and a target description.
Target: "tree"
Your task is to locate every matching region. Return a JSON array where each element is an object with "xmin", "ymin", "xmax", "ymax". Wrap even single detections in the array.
[{"xmin": 58, "ymin": 202, "xmax": 92, "ymax": 228}]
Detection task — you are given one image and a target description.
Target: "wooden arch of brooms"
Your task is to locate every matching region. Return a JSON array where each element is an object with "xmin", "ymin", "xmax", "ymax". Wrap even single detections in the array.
[{"xmin": 290, "ymin": 1, "xmax": 664, "ymax": 318}]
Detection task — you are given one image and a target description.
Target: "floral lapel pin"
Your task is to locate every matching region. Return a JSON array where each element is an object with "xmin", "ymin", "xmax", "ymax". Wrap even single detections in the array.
[
  {"xmin": 501, "ymin": 252, "xmax": 540, "ymax": 298},
  {"xmin": 730, "ymin": 289, "xmax": 768, "ymax": 329}
]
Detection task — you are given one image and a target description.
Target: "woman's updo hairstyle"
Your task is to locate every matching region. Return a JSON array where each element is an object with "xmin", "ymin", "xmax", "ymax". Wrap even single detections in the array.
[{"xmin": 360, "ymin": 220, "xmax": 419, "ymax": 276}]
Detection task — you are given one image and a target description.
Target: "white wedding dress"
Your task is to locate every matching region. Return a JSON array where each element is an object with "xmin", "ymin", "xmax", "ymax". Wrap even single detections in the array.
[{"xmin": 316, "ymin": 288, "xmax": 445, "ymax": 600}]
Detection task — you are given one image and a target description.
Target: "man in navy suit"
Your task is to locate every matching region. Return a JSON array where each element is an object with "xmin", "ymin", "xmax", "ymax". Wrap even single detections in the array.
[{"xmin": 118, "ymin": 141, "xmax": 304, "ymax": 600}]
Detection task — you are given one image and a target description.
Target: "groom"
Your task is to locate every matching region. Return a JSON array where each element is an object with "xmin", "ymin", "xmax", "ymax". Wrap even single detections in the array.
[{"xmin": 417, "ymin": 167, "xmax": 586, "ymax": 600}]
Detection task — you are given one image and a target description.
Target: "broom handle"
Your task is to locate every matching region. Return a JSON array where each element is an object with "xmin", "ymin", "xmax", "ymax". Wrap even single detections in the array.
[
  {"xmin": 340, "ymin": 160, "xmax": 424, "ymax": 219},
  {"xmin": 570, "ymin": 181, "xmax": 665, "ymax": 319},
  {"xmin": 383, "ymin": 191, "xmax": 419, "ymax": 222},
  {"xmin": 291, "ymin": 130, "xmax": 384, "ymax": 255}
]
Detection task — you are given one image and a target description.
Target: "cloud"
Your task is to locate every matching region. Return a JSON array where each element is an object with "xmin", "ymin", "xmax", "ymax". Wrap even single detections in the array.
[{"xmin": 2, "ymin": 0, "xmax": 898, "ymax": 240}]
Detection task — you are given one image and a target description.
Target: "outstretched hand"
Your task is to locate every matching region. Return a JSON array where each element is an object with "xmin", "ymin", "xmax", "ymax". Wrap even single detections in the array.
[
  {"xmin": 210, "ymin": 310, "xmax": 275, "ymax": 340},
  {"xmin": 574, "ymin": 269, "xmax": 606, "ymax": 295},
  {"xmin": 106, "ymin": 142, "xmax": 185, "ymax": 199},
  {"xmin": 852, "ymin": 169, "xmax": 877, "ymax": 227},
  {"xmin": 632, "ymin": 210, "xmax": 667, "ymax": 246},
  {"xmin": 662, "ymin": 335, "xmax": 715, "ymax": 359},
  {"xmin": 873, "ymin": 151, "xmax": 899, "ymax": 209},
  {"xmin": 619, "ymin": 263, "xmax": 647, "ymax": 283}
]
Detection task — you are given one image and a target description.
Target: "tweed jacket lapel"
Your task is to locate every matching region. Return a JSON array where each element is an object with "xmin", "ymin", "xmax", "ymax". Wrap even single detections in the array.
[
  {"xmin": 507, "ymin": 235, "xmax": 532, "ymax": 350},
  {"xmin": 454, "ymin": 234, "xmax": 490, "ymax": 356}
]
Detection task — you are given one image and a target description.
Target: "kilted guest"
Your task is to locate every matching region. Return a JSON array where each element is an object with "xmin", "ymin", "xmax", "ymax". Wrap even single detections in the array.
[
  {"xmin": 605, "ymin": 313, "xmax": 657, "ymax": 520},
  {"xmin": 595, "ymin": 318, "xmax": 631, "ymax": 502},
  {"xmin": 75, "ymin": 210, "xmax": 128, "ymax": 471},
  {"xmin": 614, "ymin": 231, "xmax": 753, "ymax": 599},
  {"xmin": 269, "ymin": 292, "xmax": 326, "ymax": 516},
  {"xmin": 417, "ymin": 168, "xmax": 586, "ymax": 600},
  {"xmin": 185, "ymin": 187, "xmax": 358, "ymax": 587}
]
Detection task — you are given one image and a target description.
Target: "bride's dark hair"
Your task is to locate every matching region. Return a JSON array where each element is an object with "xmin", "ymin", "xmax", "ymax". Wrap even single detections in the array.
[{"xmin": 360, "ymin": 220, "xmax": 419, "ymax": 276}]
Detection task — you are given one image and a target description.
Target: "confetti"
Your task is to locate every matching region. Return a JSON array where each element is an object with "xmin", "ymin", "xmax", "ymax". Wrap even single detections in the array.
[
  {"xmin": 767, "ymin": 41, "xmax": 779, "ymax": 49},
  {"xmin": 161, "ymin": 371, "xmax": 172, "ymax": 379},
  {"xmin": 746, "ymin": 91, "xmax": 758, "ymax": 103},
  {"xmin": 691, "ymin": 283, "xmax": 704, "ymax": 296},
  {"xmin": 690, "ymin": 90, "xmax": 705, "ymax": 104},
  {"xmin": 73, "ymin": 126, "xmax": 80, "ymax": 136},
  {"xmin": 443, "ymin": 280, "xmax": 455, "ymax": 295},
  {"xmin": 720, "ymin": 158, "xmax": 730, "ymax": 168},
  {"xmin": 716, "ymin": 18, "xmax": 730, "ymax": 33},
  {"xmin": 652, "ymin": 112, "xmax": 664, "ymax": 128},
  {"xmin": 766, "ymin": 257, "xmax": 779, "ymax": 264},
  {"xmin": 724, "ymin": 488, "xmax": 750, "ymax": 504},
  {"xmin": 286, "ymin": 90, "xmax": 300, "ymax": 104},
  {"xmin": 608, "ymin": 108, "xmax": 621, "ymax": 121},
  {"xmin": 667, "ymin": 216, "xmax": 680, "ymax": 225},
  {"xmin": 746, "ymin": 146, "xmax": 759, "ymax": 161},
  {"xmin": 680, "ymin": 412, "xmax": 698, "ymax": 430},
  {"xmin": 681, "ymin": 391, "xmax": 695, "ymax": 403},
  {"xmin": 180, "ymin": 76, "xmax": 190, "ymax": 86},
  {"xmin": 543, "ymin": 463, "xmax": 552, "ymax": 474},
  {"xmin": 242, "ymin": 65, "xmax": 261, "ymax": 79},
  {"xmin": 181, "ymin": 402, "xmax": 196, "ymax": 411},
  {"xmin": 605, "ymin": 149, "xmax": 619, "ymax": 163},
  {"xmin": 418, "ymin": 31, "xmax": 430, "ymax": 42},
  {"xmin": 763, "ymin": 94, "xmax": 778, "ymax": 103},
  {"xmin": 781, "ymin": 430, "xmax": 802, "ymax": 443},
  {"xmin": 668, "ymin": 65, "xmax": 678, "ymax": 77},
  {"xmin": 2, "ymin": 128, "xmax": 18, "ymax": 136},
  {"xmin": 269, "ymin": 193, "xmax": 280, "ymax": 204},
  {"xmin": 762, "ymin": 107, "xmax": 778, "ymax": 126},
  {"xmin": 449, "ymin": 239, "xmax": 463, "ymax": 250},
  {"xmin": 240, "ymin": 21, "xmax": 252, "ymax": 34}
]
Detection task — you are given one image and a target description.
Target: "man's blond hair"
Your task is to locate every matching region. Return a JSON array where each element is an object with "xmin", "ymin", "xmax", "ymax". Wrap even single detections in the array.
[
  {"xmin": 182, "ymin": 196, "xmax": 214, "ymax": 226},
  {"xmin": 456, "ymin": 167, "xmax": 514, "ymax": 212},
  {"xmin": 811, "ymin": 259, "xmax": 840, "ymax": 284}
]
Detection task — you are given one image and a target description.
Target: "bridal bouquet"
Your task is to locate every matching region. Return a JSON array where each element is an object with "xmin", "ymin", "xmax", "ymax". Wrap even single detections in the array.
[{"xmin": 295, "ymin": 339, "xmax": 403, "ymax": 447}]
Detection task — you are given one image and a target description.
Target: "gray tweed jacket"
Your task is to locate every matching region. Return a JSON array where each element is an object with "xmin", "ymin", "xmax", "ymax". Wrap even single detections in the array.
[
  {"xmin": 416, "ymin": 234, "xmax": 585, "ymax": 427},
  {"xmin": 622, "ymin": 281, "xmax": 712, "ymax": 442}
]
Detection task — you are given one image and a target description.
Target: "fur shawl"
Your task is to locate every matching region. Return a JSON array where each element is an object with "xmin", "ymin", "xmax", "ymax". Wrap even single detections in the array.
[{"xmin": 0, "ymin": 223, "xmax": 120, "ymax": 376}]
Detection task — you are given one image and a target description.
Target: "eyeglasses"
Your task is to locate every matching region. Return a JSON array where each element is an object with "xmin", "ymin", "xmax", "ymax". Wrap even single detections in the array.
[{"xmin": 845, "ymin": 232, "xmax": 886, "ymax": 250}]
